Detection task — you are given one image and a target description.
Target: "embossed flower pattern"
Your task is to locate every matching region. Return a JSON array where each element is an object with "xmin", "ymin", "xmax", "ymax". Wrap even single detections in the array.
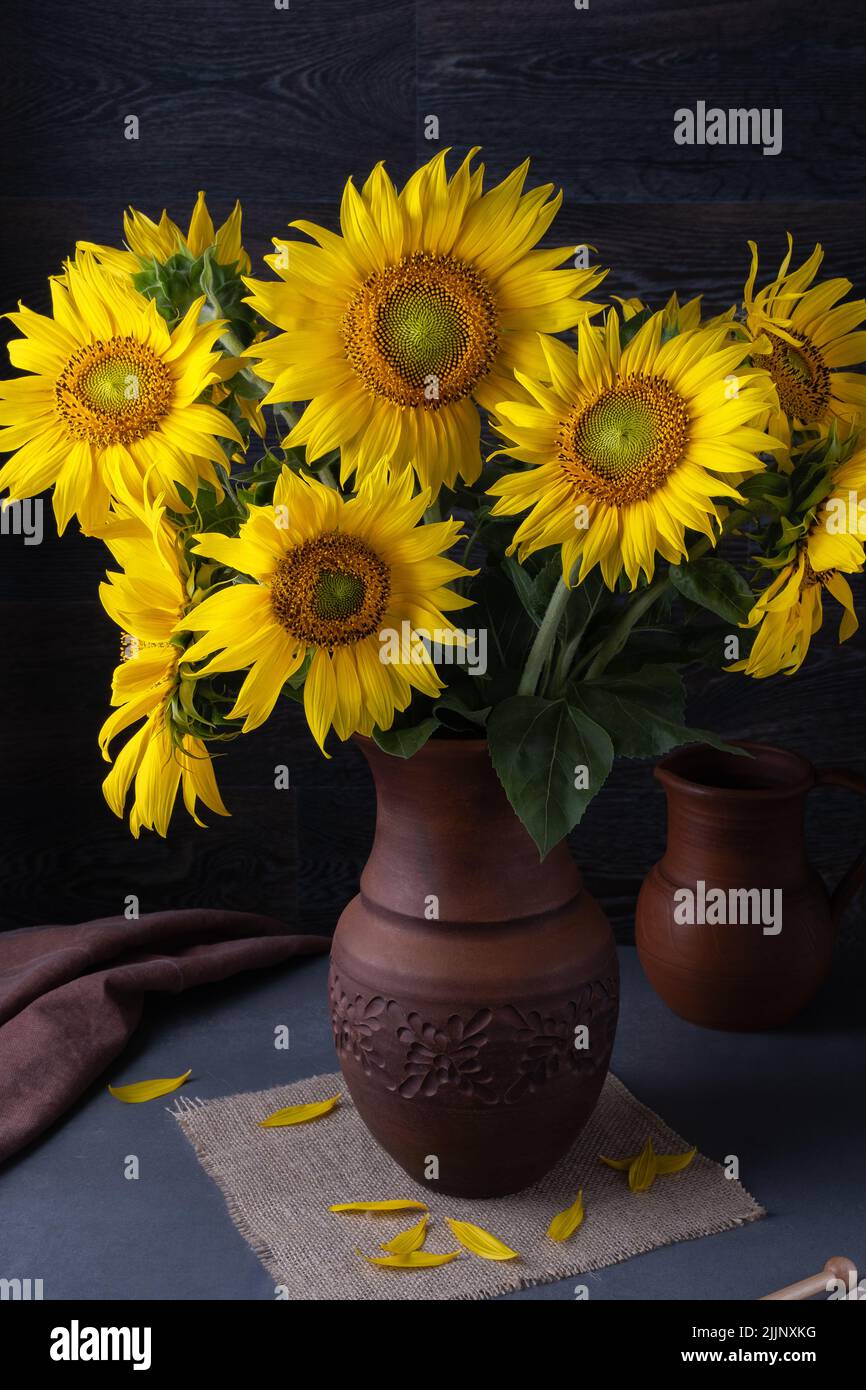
[
  {"xmin": 328, "ymin": 976, "xmax": 619, "ymax": 1103},
  {"xmin": 392, "ymin": 1008, "xmax": 495, "ymax": 1100},
  {"xmin": 329, "ymin": 975, "xmax": 386, "ymax": 1074},
  {"xmin": 502, "ymin": 978, "xmax": 618, "ymax": 1103}
]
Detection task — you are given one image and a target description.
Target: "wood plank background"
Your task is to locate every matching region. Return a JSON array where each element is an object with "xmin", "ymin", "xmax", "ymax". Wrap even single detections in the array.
[{"xmin": 2, "ymin": 0, "xmax": 865, "ymax": 960}]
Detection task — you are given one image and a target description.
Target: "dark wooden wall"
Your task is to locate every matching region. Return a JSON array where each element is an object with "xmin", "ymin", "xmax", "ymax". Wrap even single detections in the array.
[{"xmin": 2, "ymin": 0, "xmax": 866, "ymax": 959}]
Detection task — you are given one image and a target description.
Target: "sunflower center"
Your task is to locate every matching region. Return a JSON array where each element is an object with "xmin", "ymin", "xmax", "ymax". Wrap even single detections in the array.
[
  {"xmin": 767, "ymin": 331, "xmax": 830, "ymax": 421},
  {"xmin": 341, "ymin": 253, "xmax": 499, "ymax": 410},
  {"xmin": 55, "ymin": 337, "xmax": 173, "ymax": 447},
  {"xmin": 270, "ymin": 533, "xmax": 391, "ymax": 647},
  {"xmin": 558, "ymin": 375, "xmax": 690, "ymax": 504},
  {"xmin": 312, "ymin": 570, "xmax": 366, "ymax": 621}
]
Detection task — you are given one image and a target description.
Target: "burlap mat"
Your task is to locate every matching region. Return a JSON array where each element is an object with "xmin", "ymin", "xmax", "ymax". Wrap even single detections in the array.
[{"xmin": 172, "ymin": 1070, "xmax": 763, "ymax": 1300}]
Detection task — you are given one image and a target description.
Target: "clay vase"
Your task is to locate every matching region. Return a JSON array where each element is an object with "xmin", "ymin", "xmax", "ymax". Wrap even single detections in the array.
[
  {"xmin": 329, "ymin": 737, "xmax": 619, "ymax": 1198},
  {"xmin": 636, "ymin": 741, "xmax": 866, "ymax": 1030}
]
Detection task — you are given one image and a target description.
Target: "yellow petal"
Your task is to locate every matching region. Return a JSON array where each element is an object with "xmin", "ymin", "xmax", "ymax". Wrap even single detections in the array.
[
  {"xmin": 380, "ymin": 1214, "xmax": 430, "ymax": 1254},
  {"xmin": 629, "ymin": 1139, "xmax": 658, "ymax": 1192},
  {"xmin": 258, "ymin": 1095, "xmax": 340, "ymax": 1127},
  {"xmin": 357, "ymin": 1249, "xmax": 460, "ymax": 1269},
  {"xmin": 601, "ymin": 1138, "xmax": 696, "ymax": 1190},
  {"xmin": 445, "ymin": 1218, "xmax": 520, "ymax": 1261},
  {"xmin": 237, "ymin": 394, "xmax": 267, "ymax": 439},
  {"xmin": 108, "ymin": 1070, "xmax": 191, "ymax": 1104},
  {"xmin": 546, "ymin": 1190, "xmax": 585, "ymax": 1242},
  {"xmin": 654, "ymin": 1146, "xmax": 698, "ymax": 1175},
  {"xmin": 186, "ymin": 190, "xmax": 216, "ymax": 256},
  {"xmin": 330, "ymin": 1199, "xmax": 428, "ymax": 1213}
]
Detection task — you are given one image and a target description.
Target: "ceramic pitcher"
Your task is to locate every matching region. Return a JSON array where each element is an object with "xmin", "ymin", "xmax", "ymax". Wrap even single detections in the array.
[
  {"xmin": 636, "ymin": 741, "xmax": 866, "ymax": 1030},
  {"xmin": 329, "ymin": 736, "xmax": 619, "ymax": 1197}
]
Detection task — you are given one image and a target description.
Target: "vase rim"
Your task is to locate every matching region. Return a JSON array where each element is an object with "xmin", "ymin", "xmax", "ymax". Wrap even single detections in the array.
[
  {"xmin": 654, "ymin": 739, "xmax": 814, "ymax": 800},
  {"xmin": 355, "ymin": 732, "xmax": 489, "ymax": 758}
]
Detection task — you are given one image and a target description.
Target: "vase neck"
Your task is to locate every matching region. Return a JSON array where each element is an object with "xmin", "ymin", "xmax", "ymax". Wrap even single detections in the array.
[{"xmin": 357, "ymin": 738, "xmax": 582, "ymax": 924}]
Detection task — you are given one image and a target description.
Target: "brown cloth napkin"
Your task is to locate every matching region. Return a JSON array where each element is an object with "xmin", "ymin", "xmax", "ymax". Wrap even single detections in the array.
[{"xmin": 0, "ymin": 910, "xmax": 329, "ymax": 1165}]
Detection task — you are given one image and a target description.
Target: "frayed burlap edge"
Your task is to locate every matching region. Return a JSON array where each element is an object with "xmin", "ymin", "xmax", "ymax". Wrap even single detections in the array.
[{"xmin": 171, "ymin": 1073, "xmax": 765, "ymax": 1302}]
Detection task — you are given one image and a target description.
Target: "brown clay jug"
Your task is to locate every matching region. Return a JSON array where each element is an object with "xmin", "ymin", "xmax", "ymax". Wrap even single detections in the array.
[
  {"xmin": 636, "ymin": 741, "xmax": 866, "ymax": 1030},
  {"xmin": 329, "ymin": 736, "xmax": 619, "ymax": 1198}
]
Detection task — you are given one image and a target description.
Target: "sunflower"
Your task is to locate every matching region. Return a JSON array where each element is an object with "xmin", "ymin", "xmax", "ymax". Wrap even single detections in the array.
[
  {"xmin": 176, "ymin": 468, "xmax": 473, "ymax": 753},
  {"xmin": 616, "ymin": 291, "xmax": 736, "ymax": 336},
  {"xmin": 731, "ymin": 448, "xmax": 866, "ymax": 678},
  {"xmin": 97, "ymin": 494, "xmax": 229, "ymax": 836},
  {"xmin": 743, "ymin": 235, "xmax": 866, "ymax": 448},
  {"xmin": 79, "ymin": 190, "xmax": 251, "ymax": 277},
  {"xmin": 487, "ymin": 310, "xmax": 781, "ymax": 589},
  {"xmin": 0, "ymin": 251, "xmax": 241, "ymax": 532},
  {"xmin": 243, "ymin": 150, "xmax": 606, "ymax": 495}
]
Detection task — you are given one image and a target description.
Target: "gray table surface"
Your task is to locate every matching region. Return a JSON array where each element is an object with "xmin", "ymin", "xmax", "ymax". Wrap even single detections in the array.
[{"xmin": 1, "ymin": 945, "xmax": 863, "ymax": 1301}]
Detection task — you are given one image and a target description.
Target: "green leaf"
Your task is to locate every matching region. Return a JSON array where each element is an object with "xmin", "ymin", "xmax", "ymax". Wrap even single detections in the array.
[
  {"xmin": 607, "ymin": 622, "xmax": 739, "ymax": 670},
  {"xmin": 558, "ymin": 570, "xmax": 609, "ymax": 656},
  {"xmin": 372, "ymin": 718, "xmax": 440, "ymax": 758},
  {"xmin": 738, "ymin": 471, "xmax": 792, "ymax": 514},
  {"xmin": 472, "ymin": 510, "xmax": 523, "ymax": 558},
  {"xmin": 434, "ymin": 689, "xmax": 491, "ymax": 731},
  {"xmin": 471, "ymin": 568, "xmax": 538, "ymax": 690},
  {"xmin": 619, "ymin": 306, "xmax": 653, "ymax": 346},
  {"xmin": 572, "ymin": 670, "xmax": 744, "ymax": 761},
  {"xmin": 669, "ymin": 556, "xmax": 754, "ymax": 624},
  {"xmin": 133, "ymin": 248, "xmax": 257, "ymax": 339},
  {"xmin": 502, "ymin": 555, "xmax": 544, "ymax": 627},
  {"xmin": 502, "ymin": 557, "xmax": 609, "ymax": 662},
  {"xmin": 487, "ymin": 696, "xmax": 614, "ymax": 857}
]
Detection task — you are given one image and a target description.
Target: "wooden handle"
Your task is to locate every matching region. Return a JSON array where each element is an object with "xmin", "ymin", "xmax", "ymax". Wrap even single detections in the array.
[{"xmin": 761, "ymin": 1256, "xmax": 858, "ymax": 1300}]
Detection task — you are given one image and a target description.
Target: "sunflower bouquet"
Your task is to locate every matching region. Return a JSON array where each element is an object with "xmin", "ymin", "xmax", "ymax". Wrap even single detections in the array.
[{"xmin": 2, "ymin": 153, "xmax": 866, "ymax": 854}]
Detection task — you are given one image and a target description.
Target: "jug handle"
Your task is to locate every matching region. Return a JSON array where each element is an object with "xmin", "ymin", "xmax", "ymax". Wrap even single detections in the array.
[{"xmin": 814, "ymin": 766, "xmax": 866, "ymax": 924}]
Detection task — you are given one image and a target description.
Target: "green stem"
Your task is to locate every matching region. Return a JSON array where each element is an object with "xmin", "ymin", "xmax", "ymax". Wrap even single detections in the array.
[
  {"xmin": 551, "ymin": 627, "xmax": 584, "ymax": 698},
  {"xmin": 215, "ymin": 324, "xmax": 246, "ymax": 358},
  {"xmin": 275, "ymin": 404, "xmax": 299, "ymax": 435},
  {"xmin": 579, "ymin": 508, "xmax": 751, "ymax": 683},
  {"xmin": 201, "ymin": 289, "xmax": 275, "ymax": 402},
  {"xmin": 582, "ymin": 575, "xmax": 671, "ymax": 681},
  {"xmin": 214, "ymin": 461, "xmax": 239, "ymax": 508},
  {"xmin": 517, "ymin": 575, "xmax": 573, "ymax": 697},
  {"xmin": 460, "ymin": 523, "xmax": 482, "ymax": 569},
  {"xmin": 314, "ymin": 461, "xmax": 339, "ymax": 490}
]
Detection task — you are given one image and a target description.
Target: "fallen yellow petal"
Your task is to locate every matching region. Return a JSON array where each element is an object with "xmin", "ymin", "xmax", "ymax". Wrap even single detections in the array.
[
  {"xmin": 108, "ymin": 1070, "xmax": 191, "ymax": 1104},
  {"xmin": 628, "ymin": 1139, "xmax": 657, "ymax": 1192},
  {"xmin": 259, "ymin": 1095, "xmax": 340, "ymax": 1127},
  {"xmin": 329, "ymin": 1199, "xmax": 428, "ymax": 1214},
  {"xmin": 357, "ymin": 1248, "xmax": 460, "ymax": 1269},
  {"xmin": 654, "ymin": 1146, "xmax": 697, "ymax": 1175},
  {"xmin": 546, "ymin": 1190, "xmax": 585, "ymax": 1242},
  {"xmin": 600, "ymin": 1138, "xmax": 698, "ymax": 1192},
  {"xmin": 380, "ymin": 1214, "xmax": 429, "ymax": 1254},
  {"xmin": 445, "ymin": 1218, "xmax": 519, "ymax": 1261}
]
